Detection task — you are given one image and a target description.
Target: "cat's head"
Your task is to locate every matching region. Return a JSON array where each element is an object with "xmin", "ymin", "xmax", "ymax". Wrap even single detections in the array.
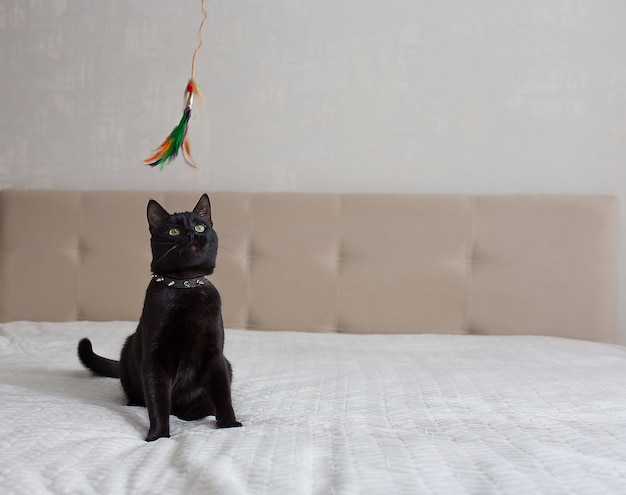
[{"xmin": 146, "ymin": 194, "xmax": 218, "ymax": 277}]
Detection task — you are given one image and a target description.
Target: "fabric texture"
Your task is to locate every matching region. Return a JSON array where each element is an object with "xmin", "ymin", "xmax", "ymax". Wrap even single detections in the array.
[{"xmin": 1, "ymin": 321, "xmax": 626, "ymax": 494}]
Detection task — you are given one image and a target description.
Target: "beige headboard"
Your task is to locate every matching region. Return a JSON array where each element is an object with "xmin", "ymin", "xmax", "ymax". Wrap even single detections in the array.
[{"xmin": 0, "ymin": 190, "xmax": 619, "ymax": 342}]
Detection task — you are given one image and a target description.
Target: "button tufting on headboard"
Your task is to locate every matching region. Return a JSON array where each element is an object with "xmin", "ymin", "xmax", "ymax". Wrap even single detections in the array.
[{"xmin": 0, "ymin": 190, "xmax": 619, "ymax": 342}]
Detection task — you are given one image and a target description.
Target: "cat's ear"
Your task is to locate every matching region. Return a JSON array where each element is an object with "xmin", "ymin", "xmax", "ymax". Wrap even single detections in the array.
[
  {"xmin": 193, "ymin": 194, "xmax": 212, "ymax": 220},
  {"xmin": 146, "ymin": 199, "xmax": 170, "ymax": 233}
]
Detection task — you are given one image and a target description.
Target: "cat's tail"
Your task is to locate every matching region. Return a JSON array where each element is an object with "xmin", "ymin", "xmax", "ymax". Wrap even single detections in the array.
[{"xmin": 77, "ymin": 338, "xmax": 120, "ymax": 378}]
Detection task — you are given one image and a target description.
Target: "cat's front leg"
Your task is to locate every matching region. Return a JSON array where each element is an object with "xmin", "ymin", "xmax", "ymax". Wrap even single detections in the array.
[
  {"xmin": 142, "ymin": 362, "xmax": 172, "ymax": 441},
  {"xmin": 207, "ymin": 355, "xmax": 242, "ymax": 429}
]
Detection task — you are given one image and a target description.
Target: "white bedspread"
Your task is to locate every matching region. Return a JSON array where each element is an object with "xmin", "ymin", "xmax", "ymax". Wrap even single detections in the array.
[{"xmin": 1, "ymin": 322, "xmax": 626, "ymax": 494}]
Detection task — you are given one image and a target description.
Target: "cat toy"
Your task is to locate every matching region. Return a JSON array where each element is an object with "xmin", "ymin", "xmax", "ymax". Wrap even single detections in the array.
[{"xmin": 144, "ymin": 0, "xmax": 207, "ymax": 170}]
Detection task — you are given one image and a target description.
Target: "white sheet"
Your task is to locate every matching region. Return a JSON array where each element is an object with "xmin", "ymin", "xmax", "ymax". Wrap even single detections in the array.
[{"xmin": 1, "ymin": 322, "xmax": 626, "ymax": 494}]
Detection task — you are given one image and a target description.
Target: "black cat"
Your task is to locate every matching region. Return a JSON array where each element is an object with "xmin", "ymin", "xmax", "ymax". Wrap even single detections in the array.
[{"xmin": 78, "ymin": 194, "xmax": 241, "ymax": 441}]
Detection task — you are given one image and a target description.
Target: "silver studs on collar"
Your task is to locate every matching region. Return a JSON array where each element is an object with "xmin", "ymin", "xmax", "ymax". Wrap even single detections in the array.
[{"xmin": 152, "ymin": 274, "xmax": 207, "ymax": 289}]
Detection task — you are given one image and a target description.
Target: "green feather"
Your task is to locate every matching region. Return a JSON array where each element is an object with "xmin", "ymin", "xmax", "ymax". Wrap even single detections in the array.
[{"xmin": 146, "ymin": 107, "xmax": 192, "ymax": 170}]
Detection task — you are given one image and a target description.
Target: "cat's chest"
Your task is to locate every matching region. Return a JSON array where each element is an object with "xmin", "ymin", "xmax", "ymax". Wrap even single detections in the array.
[
  {"xmin": 142, "ymin": 282, "xmax": 222, "ymax": 350},
  {"xmin": 151, "ymin": 317, "xmax": 220, "ymax": 373},
  {"xmin": 157, "ymin": 301, "xmax": 220, "ymax": 348},
  {"xmin": 148, "ymin": 282, "xmax": 220, "ymax": 318}
]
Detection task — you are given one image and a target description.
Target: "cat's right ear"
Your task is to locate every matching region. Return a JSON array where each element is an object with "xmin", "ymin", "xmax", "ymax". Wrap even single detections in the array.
[
  {"xmin": 193, "ymin": 193, "xmax": 212, "ymax": 220},
  {"xmin": 147, "ymin": 199, "xmax": 170, "ymax": 233}
]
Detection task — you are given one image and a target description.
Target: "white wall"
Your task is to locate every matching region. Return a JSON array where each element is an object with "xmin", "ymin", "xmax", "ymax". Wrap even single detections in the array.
[{"xmin": 2, "ymin": 1, "xmax": 626, "ymax": 341}]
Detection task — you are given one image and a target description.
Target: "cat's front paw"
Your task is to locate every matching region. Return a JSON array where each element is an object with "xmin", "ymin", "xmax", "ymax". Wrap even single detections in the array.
[
  {"xmin": 146, "ymin": 428, "xmax": 170, "ymax": 442},
  {"xmin": 217, "ymin": 419, "xmax": 242, "ymax": 429}
]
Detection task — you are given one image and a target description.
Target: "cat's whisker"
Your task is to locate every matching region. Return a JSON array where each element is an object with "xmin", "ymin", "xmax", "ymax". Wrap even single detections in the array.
[
  {"xmin": 215, "ymin": 233, "xmax": 237, "ymax": 243},
  {"xmin": 214, "ymin": 222, "xmax": 244, "ymax": 237},
  {"xmin": 215, "ymin": 221, "xmax": 241, "ymax": 231},
  {"xmin": 218, "ymin": 245, "xmax": 236, "ymax": 256},
  {"xmin": 153, "ymin": 244, "xmax": 179, "ymax": 265}
]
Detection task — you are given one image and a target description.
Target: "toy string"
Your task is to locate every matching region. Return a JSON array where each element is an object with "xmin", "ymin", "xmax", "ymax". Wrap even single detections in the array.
[
  {"xmin": 190, "ymin": 0, "xmax": 207, "ymax": 80},
  {"xmin": 143, "ymin": 0, "xmax": 206, "ymax": 170}
]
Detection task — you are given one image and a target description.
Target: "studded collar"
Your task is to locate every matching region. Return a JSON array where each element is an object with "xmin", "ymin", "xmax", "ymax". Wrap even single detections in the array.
[{"xmin": 152, "ymin": 274, "xmax": 208, "ymax": 289}]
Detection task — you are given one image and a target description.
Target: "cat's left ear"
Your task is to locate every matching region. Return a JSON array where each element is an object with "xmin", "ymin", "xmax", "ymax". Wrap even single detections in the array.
[
  {"xmin": 147, "ymin": 199, "xmax": 170, "ymax": 234},
  {"xmin": 193, "ymin": 194, "xmax": 212, "ymax": 220}
]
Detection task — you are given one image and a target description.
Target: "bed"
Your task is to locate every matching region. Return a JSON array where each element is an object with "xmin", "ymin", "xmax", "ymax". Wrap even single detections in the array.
[{"xmin": 1, "ymin": 190, "xmax": 625, "ymax": 494}]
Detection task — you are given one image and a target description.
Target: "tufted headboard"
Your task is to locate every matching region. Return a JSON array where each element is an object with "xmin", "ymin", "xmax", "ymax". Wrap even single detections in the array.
[{"xmin": 0, "ymin": 190, "xmax": 619, "ymax": 342}]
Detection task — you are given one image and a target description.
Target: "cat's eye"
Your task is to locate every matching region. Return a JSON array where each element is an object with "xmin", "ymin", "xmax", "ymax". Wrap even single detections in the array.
[
  {"xmin": 194, "ymin": 224, "xmax": 206, "ymax": 233},
  {"xmin": 168, "ymin": 227, "xmax": 181, "ymax": 236}
]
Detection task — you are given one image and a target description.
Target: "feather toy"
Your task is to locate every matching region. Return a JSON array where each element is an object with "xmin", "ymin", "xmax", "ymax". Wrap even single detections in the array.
[
  {"xmin": 144, "ymin": 80, "xmax": 200, "ymax": 170},
  {"xmin": 144, "ymin": 0, "xmax": 207, "ymax": 170}
]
